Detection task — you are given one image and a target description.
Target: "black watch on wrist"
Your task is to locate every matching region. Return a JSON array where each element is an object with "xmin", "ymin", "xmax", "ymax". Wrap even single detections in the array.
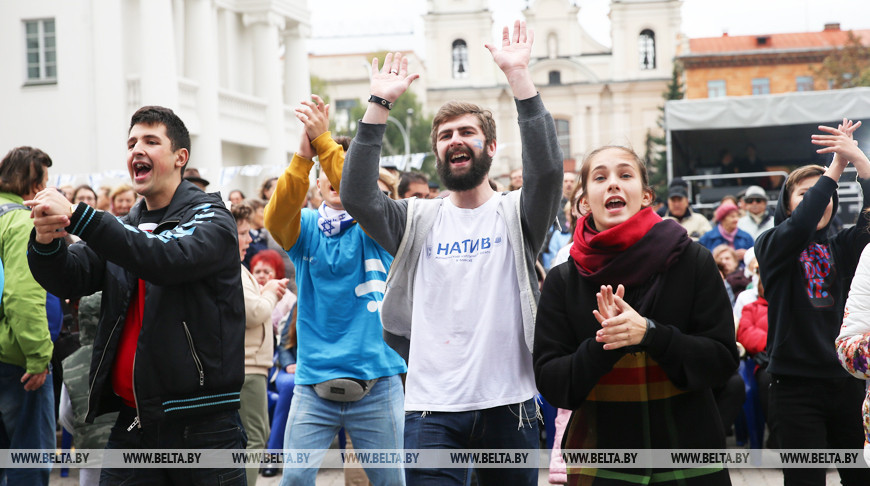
[
  {"xmin": 368, "ymin": 95, "xmax": 393, "ymax": 111},
  {"xmin": 640, "ymin": 318, "xmax": 657, "ymax": 347}
]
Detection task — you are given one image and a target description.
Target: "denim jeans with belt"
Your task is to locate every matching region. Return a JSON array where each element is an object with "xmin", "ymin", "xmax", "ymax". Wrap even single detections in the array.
[
  {"xmin": 404, "ymin": 397, "xmax": 540, "ymax": 486},
  {"xmin": 280, "ymin": 374, "xmax": 405, "ymax": 486}
]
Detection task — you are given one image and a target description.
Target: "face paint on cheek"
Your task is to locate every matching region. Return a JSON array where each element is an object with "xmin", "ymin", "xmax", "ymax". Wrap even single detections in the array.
[{"xmin": 473, "ymin": 139, "xmax": 483, "ymax": 149}]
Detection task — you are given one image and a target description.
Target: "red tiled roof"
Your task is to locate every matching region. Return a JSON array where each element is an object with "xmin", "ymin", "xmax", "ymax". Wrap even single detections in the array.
[{"xmin": 688, "ymin": 28, "xmax": 870, "ymax": 55}]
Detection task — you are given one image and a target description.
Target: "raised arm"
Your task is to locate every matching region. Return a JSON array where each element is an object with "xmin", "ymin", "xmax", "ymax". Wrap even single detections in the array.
[
  {"xmin": 341, "ymin": 53, "xmax": 417, "ymax": 255},
  {"xmin": 485, "ymin": 21, "xmax": 563, "ymax": 253},
  {"xmin": 812, "ymin": 119, "xmax": 870, "ymax": 178},
  {"xmin": 485, "ymin": 20, "xmax": 537, "ymax": 100},
  {"xmin": 263, "ymin": 130, "xmax": 315, "ymax": 251}
]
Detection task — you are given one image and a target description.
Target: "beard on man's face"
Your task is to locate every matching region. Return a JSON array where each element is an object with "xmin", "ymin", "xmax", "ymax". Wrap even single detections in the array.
[{"xmin": 436, "ymin": 145, "xmax": 493, "ymax": 192}]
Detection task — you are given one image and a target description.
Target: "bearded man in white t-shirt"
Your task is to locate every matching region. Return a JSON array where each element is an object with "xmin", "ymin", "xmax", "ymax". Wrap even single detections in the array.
[{"xmin": 341, "ymin": 21, "xmax": 563, "ymax": 485}]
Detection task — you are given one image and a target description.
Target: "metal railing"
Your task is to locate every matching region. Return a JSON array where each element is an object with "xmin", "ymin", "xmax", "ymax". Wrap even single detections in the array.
[{"xmin": 679, "ymin": 171, "xmax": 789, "ymax": 210}]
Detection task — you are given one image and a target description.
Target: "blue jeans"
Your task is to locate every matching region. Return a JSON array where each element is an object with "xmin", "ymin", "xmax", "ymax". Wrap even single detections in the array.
[
  {"xmin": 280, "ymin": 374, "xmax": 404, "ymax": 486},
  {"xmin": 404, "ymin": 398, "xmax": 539, "ymax": 486},
  {"xmin": 0, "ymin": 361, "xmax": 55, "ymax": 486},
  {"xmin": 267, "ymin": 369, "xmax": 295, "ymax": 451},
  {"xmin": 99, "ymin": 405, "xmax": 247, "ymax": 485}
]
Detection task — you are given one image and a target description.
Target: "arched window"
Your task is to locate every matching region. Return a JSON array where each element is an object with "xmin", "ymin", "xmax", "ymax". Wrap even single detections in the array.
[
  {"xmin": 638, "ymin": 29, "xmax": 656, "ymax": 70},
  {"xmin": 452, "ymin": 39, "xmax": 469, "ymax": 79}
]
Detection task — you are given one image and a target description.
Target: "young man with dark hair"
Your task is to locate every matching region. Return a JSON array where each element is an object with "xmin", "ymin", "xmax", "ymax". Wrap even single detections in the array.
[
  {"xmin": 341, "ymin": 21, "xmax": 563, "ymax": 485},
  {"xmin": 26, "ymin": 105, "xmax": 247, "ymax": 485},
  {"xmin": 398, "ymin": 171, "xmax": 429, "ymax": 199},
  {"xmin": 0, "ymin": 146, "xmax": 55, "ymax": 486}
]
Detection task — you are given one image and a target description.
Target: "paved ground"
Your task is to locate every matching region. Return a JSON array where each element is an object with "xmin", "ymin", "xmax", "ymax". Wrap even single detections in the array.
[
  {"xmin": 45, "ymin": 426, "xmax": 842, "ymax": 485},
  {"xmin": 47, "ymin": 456, "xmax": 841, "ymax": 485}
]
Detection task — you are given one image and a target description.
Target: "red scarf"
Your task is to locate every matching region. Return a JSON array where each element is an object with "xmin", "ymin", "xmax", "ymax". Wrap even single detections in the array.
[
  {"xmin": 569, "ymin": 207, "xmax": 691, "ymax": 315},
  {"xmin": 571, "ymin": 207, "xmax": 662, "ymax": 275}
]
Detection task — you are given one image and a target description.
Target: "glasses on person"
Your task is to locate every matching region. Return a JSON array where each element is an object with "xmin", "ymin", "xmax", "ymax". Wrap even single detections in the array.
[{"xmin": 745, "ymin": 198, "xmax": 765, "ymax": 204}]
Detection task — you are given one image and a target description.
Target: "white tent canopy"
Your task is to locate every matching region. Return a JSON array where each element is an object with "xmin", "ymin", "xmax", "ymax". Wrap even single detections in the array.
[
  {"xmin": 664, "ymin": 87, "xmax": 870, "ymax": 182},
  {"xmin": 665, "ymin": 87, "xmax": 870, "ymax": 131}
]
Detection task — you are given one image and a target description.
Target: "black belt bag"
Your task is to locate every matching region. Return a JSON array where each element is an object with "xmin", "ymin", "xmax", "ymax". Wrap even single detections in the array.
[{"xmin": 313, "ymin": 378, "xmax": 378, "ymax": 402}]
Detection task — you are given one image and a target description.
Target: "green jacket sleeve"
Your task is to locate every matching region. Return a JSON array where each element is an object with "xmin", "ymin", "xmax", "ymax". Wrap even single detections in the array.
[{"xmin": 1, "ymin": 207, "xmax": 52, "ymax": 373}]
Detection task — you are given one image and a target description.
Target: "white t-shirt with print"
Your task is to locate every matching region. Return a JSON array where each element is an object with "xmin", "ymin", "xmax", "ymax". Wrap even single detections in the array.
[{"xmin": 404, "ymin": 193, "xmax": 537, "ymax": 412}]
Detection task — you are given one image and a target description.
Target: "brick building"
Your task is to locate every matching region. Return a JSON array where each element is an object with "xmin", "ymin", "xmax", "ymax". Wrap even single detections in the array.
[{"xmin": 678, "ymin": 23, "xmax": 870, "ymax": 99}]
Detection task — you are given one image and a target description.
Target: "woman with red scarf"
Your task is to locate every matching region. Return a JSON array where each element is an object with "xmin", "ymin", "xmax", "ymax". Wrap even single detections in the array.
[{"xmin": 534, "ymin": 146, "xmax": 739, "ymax": 486}]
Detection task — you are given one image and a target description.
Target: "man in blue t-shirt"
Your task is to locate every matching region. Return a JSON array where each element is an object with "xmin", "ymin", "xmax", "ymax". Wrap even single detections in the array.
[{"xmin": 264, "ymin": 95, "xmax": 407, "ymax": 484}]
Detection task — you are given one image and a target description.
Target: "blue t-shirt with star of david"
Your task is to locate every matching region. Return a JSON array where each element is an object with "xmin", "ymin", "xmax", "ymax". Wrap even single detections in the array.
[{"xmin": 287, "ymin": 208, "xmax": 406, "ymax": 385}]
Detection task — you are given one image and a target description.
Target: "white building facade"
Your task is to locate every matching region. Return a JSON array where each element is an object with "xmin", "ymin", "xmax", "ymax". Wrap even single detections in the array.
[
  {"xmin": 0, "ymin": 0, "xmax": 311, "ymax": 197},
  {"xmin": 310, "ymin": 0, "xmax": 682, "ymax": 178}
]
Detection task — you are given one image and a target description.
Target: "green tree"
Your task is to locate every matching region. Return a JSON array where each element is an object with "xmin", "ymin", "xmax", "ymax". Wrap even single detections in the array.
[
  {"xmin": 309, "ymin": 75, "xmax": 330, "ymax": 104},
  {"xmin": 339, "ymin": 84, "xmax": 436, "ymax": 179},
  {"xmin": 645, "ymin": 61, "xmax": 685, "ymax": 201},
  {"xmin": 812, "ymin": 31, "xmax": 870, "ymax": 89}
]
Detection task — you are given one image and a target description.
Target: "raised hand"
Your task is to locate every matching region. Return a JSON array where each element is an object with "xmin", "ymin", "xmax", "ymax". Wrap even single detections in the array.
[
  {"xmin": 592, "ymin": 284, "xmax": 649, "ymax": 350},
  {"xmin": 485, "ymin": 20, "xmax": 536, "ymax": 100},
  {"xmin": 812, "ymin": 118, "xmax": 870, "ymax": 177},
  {"xmin": 369, "ymin": 52, "xmax": 419, "ymax": 106},
  {"xmin": 297, "ymin": 129, "xmax": 314, "ymax": 160},
  {"xmin": 295, "ymin": 94, "xmax": 331, "ymax": 142}
]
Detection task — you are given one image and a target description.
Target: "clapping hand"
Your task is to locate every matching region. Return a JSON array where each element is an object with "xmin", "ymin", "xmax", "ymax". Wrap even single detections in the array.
[
  {"xmin": 812, "ymin": 119, "xmax": 870, "ymax": 178},
  {"xmin": 24, "ymin": 188, "xmax": 74, "ymax": 244},
  {"xmin": 296, "ymin": 94, "xmax": 331, "ymax": 143},
  {"xmin": 592, "ymin": 284, "xmax": 649, "ymax": 351},
  {"xmin": 262, "ymin": 278, "xmax": 289, "ymax": 300}
]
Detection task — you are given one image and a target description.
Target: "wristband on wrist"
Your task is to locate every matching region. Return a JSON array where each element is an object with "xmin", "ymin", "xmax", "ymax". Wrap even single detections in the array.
[
  {"xmin": 640, "ymin": 318, "xmax": 656, "ymax": 347},
  {"xmin": 368, "ymin": 94, "xmax": 393, "ymax": 111}
]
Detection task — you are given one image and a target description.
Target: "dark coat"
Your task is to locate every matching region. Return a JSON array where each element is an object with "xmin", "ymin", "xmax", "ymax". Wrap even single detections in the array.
[
  {"xmin": 29, "ymin": 181, "xmax": 245, "ymax": 426},
  {"xmin": 534, "ymin": 243, "xmax": 738, "ymax": 484}
]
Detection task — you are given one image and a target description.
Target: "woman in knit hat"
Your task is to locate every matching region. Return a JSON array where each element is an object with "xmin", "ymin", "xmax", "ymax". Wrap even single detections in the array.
[{"xmin": 699, "ymin": 201, "xmax": 755, "ymax": 259}]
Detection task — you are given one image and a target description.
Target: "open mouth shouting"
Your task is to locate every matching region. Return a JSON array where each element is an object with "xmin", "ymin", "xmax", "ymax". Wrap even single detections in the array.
[
  {"xmin": 132, "ymin": 160, "xmax": 153, "ymax": 183},
  {"xmin": 447, "ymin": 147, "xmax": 472, "ymax": 169},
  {"xmin": 604, "ymin": 196, "xmax": 626, "ymax": 213}
]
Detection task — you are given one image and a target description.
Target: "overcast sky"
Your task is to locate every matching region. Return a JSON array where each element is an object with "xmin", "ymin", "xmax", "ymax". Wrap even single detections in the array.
[{"xmin": 308, "ymin": 0, "xmax": 870, "ymax": 55}]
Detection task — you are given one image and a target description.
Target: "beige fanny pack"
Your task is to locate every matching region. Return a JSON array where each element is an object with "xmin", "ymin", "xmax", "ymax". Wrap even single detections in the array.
[{"xmin": 313, "ymin": 378, "xmax": 378, "ymax": 402}]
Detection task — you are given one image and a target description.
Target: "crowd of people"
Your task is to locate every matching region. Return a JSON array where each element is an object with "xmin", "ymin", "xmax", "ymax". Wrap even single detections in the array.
[{"xmin": 4, "ymin": 19, "xmax": 870, "ymax": 486}]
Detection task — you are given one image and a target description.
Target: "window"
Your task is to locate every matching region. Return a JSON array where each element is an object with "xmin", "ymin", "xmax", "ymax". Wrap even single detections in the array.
[
  {"xmin": 751, "ymin": 77, "xmax": 770, "ymax": 95},
  {"xmin": 548, "ymin": 71, "xmax": 561, "ymax": 85},
  {"xmin": 555, "ymin": 119, "xmax": 570, "ymax": 158},
  {"xmin": 547, "ymin": 33, "xmax": 559, "ymax": 59},
  {"xmin": 638, "ymin": 29, "xmax": 656, "ymax": 70},
  {"xmin": 796, "ymin": 76, "xmax": 814, "ymax": 92},
  {"xmin": 452, "ymin": 40, "xmax": 468, "ymax": 79},
  {"xmin": 333, "ymin": 99, "xmax": 358, "ymax": 132},
  {"xmin": 24, "ymin": 19, "xmax": 56, "ymax": 84},
  {"xmin": 707, "ymin": 80, "xmax": 726, "ymax": 98}
]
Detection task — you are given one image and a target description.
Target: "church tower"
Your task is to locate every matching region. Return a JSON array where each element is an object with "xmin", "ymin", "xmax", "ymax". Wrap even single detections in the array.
[
  {"xmin": 609, "ymin": 0, "xmax": 682, "ymax": 80},
  {"xmin": 423, "ymin": 0, "xmax": 500, "ymax": 89}
]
